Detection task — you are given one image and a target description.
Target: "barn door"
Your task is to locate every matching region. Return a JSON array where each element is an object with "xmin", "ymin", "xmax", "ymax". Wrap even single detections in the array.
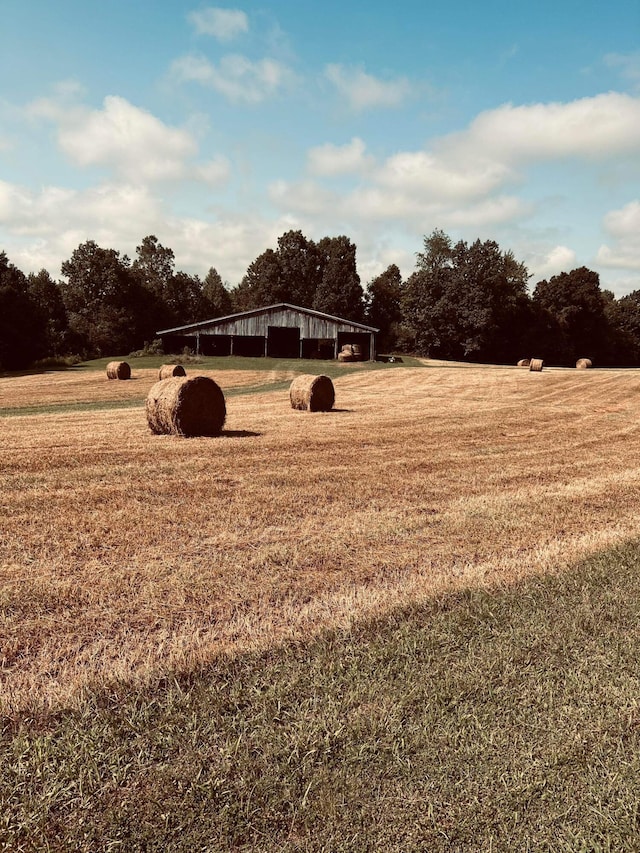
[{"xmin": 267, "ymin": 326, "xmax": 300, "ymax": 358}]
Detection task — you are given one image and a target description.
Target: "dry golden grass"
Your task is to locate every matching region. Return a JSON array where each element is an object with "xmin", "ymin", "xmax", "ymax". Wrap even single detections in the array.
[
  {"xmin": 2, "ymin": 363, "xmax": 640, "ymax": 715},
  {"xmin": 0, "ymin": 367, "xmax": 298, "ymax": 411}
]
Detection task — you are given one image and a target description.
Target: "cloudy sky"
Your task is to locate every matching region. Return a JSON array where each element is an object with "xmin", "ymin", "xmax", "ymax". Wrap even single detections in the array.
[{"xmin": 1, "ymin": 0, "xmax": 639, "ymax": 294}]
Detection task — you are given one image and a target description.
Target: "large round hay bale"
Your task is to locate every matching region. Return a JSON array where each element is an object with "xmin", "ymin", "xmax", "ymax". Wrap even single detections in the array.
[
  {"xmin": 517, "ymin": 358, "xmax": 531, "ymax": 367},
  {"xmin": 159, "ymin": 363, "xmax": 186, "ymax": 380},
  {"xmin": 337, "ymin": 351, "xmax": 354, "ymax": 363},
  {"xmin": 146, "ymin": 376, "xmax": 226, "ymax": 437},
  {"xmin": 351, "ymin": 344, "xmax": 363, "ymax": 360},
  {"xmin": 529, "ymin": 358, "xmax": 544, "ymax": 372},
  {"xmin": 289, "ymin": 374, "xmax": 335, "ymax": 412},
  {"xmin": 576, "ymin": 358, "xmax": 593, "ymax": 369},
  {"xmin": 106, "ymin": 361, "xmax": 131, "ymax": 380}
]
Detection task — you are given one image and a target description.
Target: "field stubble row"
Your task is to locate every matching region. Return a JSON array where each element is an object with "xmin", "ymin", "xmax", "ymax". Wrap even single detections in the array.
[{"xmin": 2, "ymin": 364, "xmax": 640, "ymax": 715}]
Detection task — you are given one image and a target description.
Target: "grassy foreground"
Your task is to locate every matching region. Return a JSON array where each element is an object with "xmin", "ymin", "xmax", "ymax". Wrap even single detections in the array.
[{"xmin": 3, "ymin": 542, "xmax": 640, "ymax": 852}]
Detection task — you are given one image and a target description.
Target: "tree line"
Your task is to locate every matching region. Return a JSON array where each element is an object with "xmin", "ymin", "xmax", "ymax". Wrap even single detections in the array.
[{"xmin": 1, "ymin": 228, "xmax": 640, "ymax": 371}]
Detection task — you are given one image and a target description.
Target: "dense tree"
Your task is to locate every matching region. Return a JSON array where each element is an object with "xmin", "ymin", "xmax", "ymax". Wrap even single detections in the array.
[
  {"xmin": 164, "ymin": 271, "xmax": 206, "ymax": 325},
  {"xmin": 27, "ymin": 269, "xmax": 69, "ymax": 356},
  {"xmin": 0, "ymin": 252, "xmax": 47, "ymax": 370},
  {"xmin": 402, "ymin": 230, "xmax": 454, "ymax": 355},
  {"xmin": 313, "ymin": 235, "xmax": 364, "ymax": 321},
  {"xmin": 277, "ymin": 230, "xmax": 321, "ymax": 308},
  {"xmin": 232, "ymin": 248, "xmax": 283, "ymax": 311},
  {"xmin": 60, "ymin": 240, "xmax": 147, "ymax": 355},
  {"xmin": 366, "ymin": 264, "xmax": 404, "ymax": 351},
  {"xmin": 602, "ymin": 289, "xmax": 640, "ymax": 365},
  {"xmin": 533, "ymin": 267, "xmax": 607, "ymax": 364},
  {"xmin": 402, "ymin": 230, "xmax": 530, "ymax": 361},
  {"xmin": 202, "ymin": 267, "xmax": 233, "ymax": 317}
]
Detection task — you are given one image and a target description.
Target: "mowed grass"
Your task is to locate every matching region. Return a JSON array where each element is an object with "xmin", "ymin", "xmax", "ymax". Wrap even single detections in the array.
[
  {"xmin": 3, "ymin": 544, "xmax": 640, "ymax": 851},
  {"xmin": 3, "ymin": 361, "xmax": 640, "ymax": 848}
]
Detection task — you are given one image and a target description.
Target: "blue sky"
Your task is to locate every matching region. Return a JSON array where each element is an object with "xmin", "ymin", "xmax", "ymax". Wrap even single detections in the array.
[{"xmin": 1, "ymin": 0, "xmax": 639, "ymax": 294}]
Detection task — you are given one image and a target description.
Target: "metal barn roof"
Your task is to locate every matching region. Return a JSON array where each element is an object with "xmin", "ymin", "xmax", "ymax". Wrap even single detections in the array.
[{"xmin": 157, "ymin": 303, "xmax": 379, "ymax": 335}]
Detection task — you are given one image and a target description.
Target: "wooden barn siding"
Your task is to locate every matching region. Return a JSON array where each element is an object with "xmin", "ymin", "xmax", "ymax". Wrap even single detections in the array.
[{"xmin": 198, "ymin": 308, "xmax": 365, "ymax": 339}]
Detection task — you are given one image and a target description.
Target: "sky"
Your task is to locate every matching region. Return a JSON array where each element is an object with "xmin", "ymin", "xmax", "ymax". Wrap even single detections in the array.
[{"xmin": 1, "ymin": 0, "xmax": 639, "ymax": 295}]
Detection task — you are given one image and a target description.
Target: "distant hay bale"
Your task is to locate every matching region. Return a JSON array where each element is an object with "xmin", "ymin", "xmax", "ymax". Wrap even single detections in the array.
[
  {"xmin": 106, "ymin": 361, "xmax": 131, "ymax": 380},
  {"xmin": 146, "ymin": 376, "xmax": 226, "ymax": 437},
  {"xmin": 529, "ymin": 358, "xmax": 544, "ymax": 372},
  {"xmin": 576, "ymin": 358, "xmax": 593, "ymax": 369},
  {"xmin": 289, "ymin": 374, "xmax": 335, "ymax": 412},
  {"xmin": 159, "ymin": 364, "xmax": 186, "ymax": 380},
  {"xmin": 517, "ymin": 358, "xmax": 531, "ymax": 367},
  {"xmin": 337, "ymin": 350, "xmax": 354, "ymax": 363}
]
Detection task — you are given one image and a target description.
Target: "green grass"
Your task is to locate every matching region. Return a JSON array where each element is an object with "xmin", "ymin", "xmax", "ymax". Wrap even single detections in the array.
[
  {"xmin": 3, "ymin": 544, "xmax": 640, "ymax": 851},
  {"xmin": 0, "ymin": 355, "xmax": 424, "ymax": 417},
  {"xmin": 83, "ymin": 354, "xmax": 426, "ymax": 375}
]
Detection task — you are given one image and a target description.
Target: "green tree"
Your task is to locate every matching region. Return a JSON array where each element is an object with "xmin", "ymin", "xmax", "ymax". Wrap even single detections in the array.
[
  {"xmin": 232, "ymin": 248, "xmax": 283, "ymax": 311},
  {"xmin": 61, "ymin": 240, "xmax": 146, "ymax": 355},
  {"xmin": 27, "ymin": 269, "xmax": 69, "ymax": 356},
  {"xmin": 401, "ymin": 230, "xmax": 454, "ymax": 355},
  {"xmin": 533, "ymin": 267, "xmax": 606, "ymax": 364},
  {"xmin": 277, "ymin": 230, "xmax": 321, "ymax": 308},
  {"xmin": 0, "ymin": 252, "xmax": 47, "ymax": 370},
  {"xmin": 164, "ymin": 271, "xmax": 206, "ymax": 325},
  {"xmin": 202, "ymin": 267, "xmax": 233, "ymax": 317},
  {"xmin": 313, "ymin": 235, "xmax": 364, "ymax": 320},
  {"xmin": 401, "ymin": 230, "xmax": 531, "ymax": 361},
  {"xmin": 366, "ymin": 264, "xmax": 403, "ymax": 351}
]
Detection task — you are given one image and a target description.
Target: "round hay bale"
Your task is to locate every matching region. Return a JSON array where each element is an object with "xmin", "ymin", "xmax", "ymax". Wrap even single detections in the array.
[
  {"xmin": 351, "ymin": 344, "xmax": 363, "ymax": 360},
  {"xmin": 337, "ymin": 351, "xmax": 354, "ymax": 363},
  {"xmin": 106, "ymin": 361, "xmax": 131, "ymax": 380},
  {"xmin": 289, "ymin": 374, "xmax": 335, "ymax": 412},
  {"xmin": 341, "ymin": 344, "xmax": 354, "ymax": 353},
  {"xmin": 576, "ymin": 358, "xmax": 593, "ymax": 369},
  {"xmin": 146, "ymin": 376, "xmax": 226, "ymax": 437},
  {"xmin": 517, "ymin": 358, "xmax": 531, "ymax": 367},
  {"xmin": 158, "ymin": 363, "xmax": 187, "ymax": 380},
  {"xmin": 529, "ymin": 358, "xmax": 544, "ymax": 372}
]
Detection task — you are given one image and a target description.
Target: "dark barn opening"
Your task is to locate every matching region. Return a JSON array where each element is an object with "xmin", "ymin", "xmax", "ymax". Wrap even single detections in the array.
[
  {"xmin": 301, "ymin": 338, "xmax": 334, "ymax": 359},
  {"xmin": 337, "ymin": 331, "xmax": 372, "ymax": 360},
  {"xmin": 233, "ymin": 335, "xmax": 265, "ymax": 357},
  {"xmin": 200, "ymin": 335, "xmax": 231, "ymax": 356},
  {"xmin": 267, "ymin": 326, "xmax": 300, "ymax": 358}
]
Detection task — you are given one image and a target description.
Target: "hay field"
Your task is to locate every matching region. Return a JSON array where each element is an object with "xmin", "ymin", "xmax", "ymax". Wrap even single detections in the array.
[{"xmin": 2, "ymin": 363, "xmax": 640, "ymax": 716}]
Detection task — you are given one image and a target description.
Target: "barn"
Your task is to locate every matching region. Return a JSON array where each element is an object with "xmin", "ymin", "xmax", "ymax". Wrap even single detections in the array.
[{"xmin": 157, "ymin": 303, "xmax": 379, "ymax": 361}]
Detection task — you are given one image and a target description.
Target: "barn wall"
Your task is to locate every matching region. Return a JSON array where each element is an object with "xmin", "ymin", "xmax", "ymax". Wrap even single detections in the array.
[
  {"xmin": 161, "ymin": 306, "xmax": 376, "ymax": 359},
  {"xmin": 198, "ymin": 307, "xmax": 366, "ymax": 338}
]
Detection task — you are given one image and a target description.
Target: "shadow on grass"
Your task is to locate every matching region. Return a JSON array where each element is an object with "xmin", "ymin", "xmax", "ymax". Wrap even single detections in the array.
[
  {"xmin": 220, "ymin": 429, "xmax": 262, "ymax": 438},
  {"xmin": 4, "ymin": 541, "xmax": 640, "ymax": 850}
]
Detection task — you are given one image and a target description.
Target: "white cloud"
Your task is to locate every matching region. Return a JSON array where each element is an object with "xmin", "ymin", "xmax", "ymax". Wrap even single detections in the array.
[
  {"xmin": 604, "ymin": 53, "xmax": 640, "ymax": 89},
  {"xmin": 0, "ymin": 175, "xmax": 297, "ymax": 285},
  {"xmin": 171, "ymin": 53, "xmax": 294, "ymax": 103},
  {"xmin": 443, "ymin": 93, "xmax": 640, "ymax": 163},
  {"xmin": 531, "ymin": 245, "xmax": 578, "ymax": 280},
  {"xmin": 25, "ymin": 93, "xmax": 230, "ymax": 186},
  {"xmin": 56, "ymin": 96, "xmax": 197, "ymax": 181},
  {"xmin": 195, "ymin": 156, "xmax": 231, "ymax": 186},
  {"xmin": 307, "ymin": 138, "xmax": 373, "ymax": 176},
  {"xmin": 376, "ymin": 151, "xmax": 513, "ymax": 201},
  {"xmin": 188, "ymin": 8, "xmax": 249, "ymax": 41},
  {"xmin": 597, "ymin": 200, "xmax": 640, "ymax": 270},
  {"xmin": 269, "ymin": 179, "xmax": 339, "ymax": 215},
  {"xmin": 324, "ymin": 64, "xmax": 412, "ymax": 110}
]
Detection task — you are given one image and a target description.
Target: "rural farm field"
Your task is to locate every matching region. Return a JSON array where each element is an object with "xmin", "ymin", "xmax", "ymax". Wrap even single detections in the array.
[{"xmin": 4, "ymin": 359, "xmax": 640, "ymax": 850}]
